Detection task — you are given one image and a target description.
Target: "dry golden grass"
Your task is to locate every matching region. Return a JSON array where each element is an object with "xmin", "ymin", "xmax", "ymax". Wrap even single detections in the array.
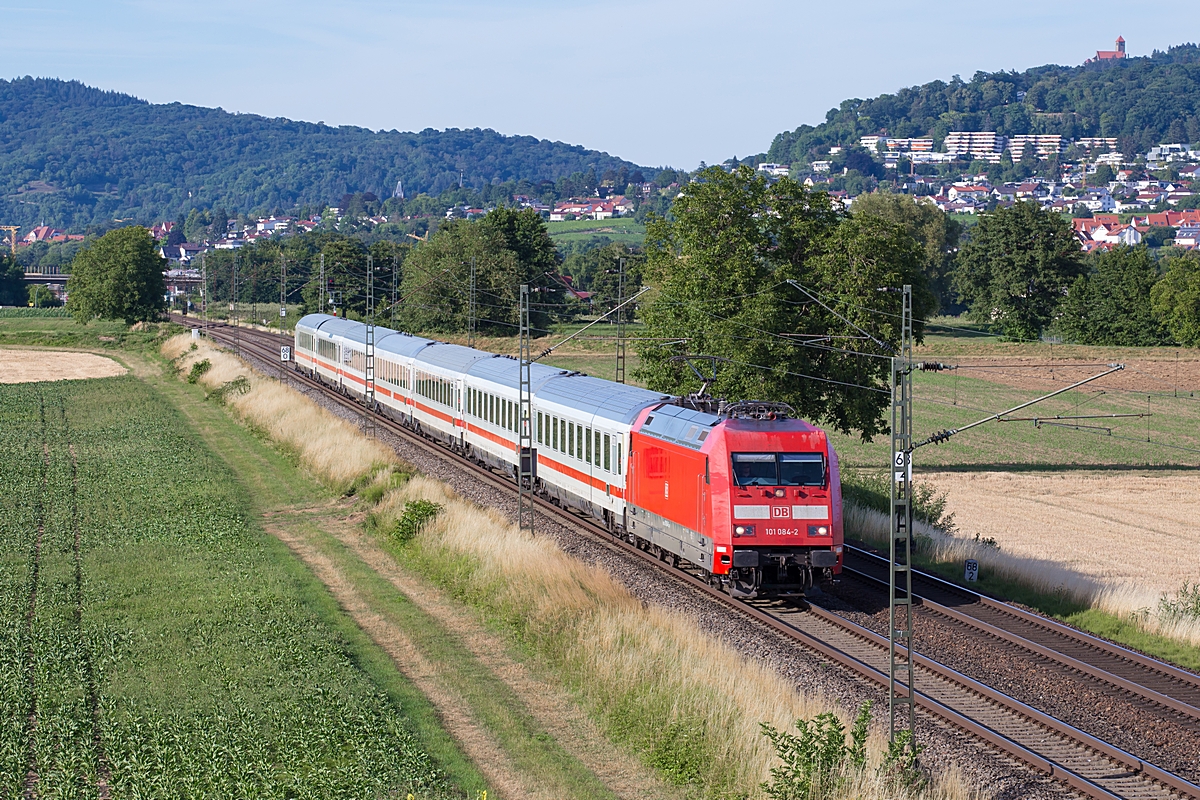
[
  {"xmin": 846, "ymin": 471, "xmax": 1200, "ymax": 648},
  {"xmin": 0, "ymin": 347, "xmax": 127, "ymax": 383},
  {"xmin": 382, "ymin": 477, "xmax": 981, "ymax": 800},
  {"xmin": 162, "ymin": 334, "xmax": 396, "ymax": 486}
]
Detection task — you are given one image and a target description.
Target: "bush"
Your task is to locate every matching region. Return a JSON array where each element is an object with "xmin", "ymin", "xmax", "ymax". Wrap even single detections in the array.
[
  {"xmin": 760, "ymin": 701, "xmax": 871, "ymax": 799},
  {"xmin": 1158, "ymin": 581, "xmax": 1200, "ymax": 622},
  {"xmin": 390, "ymin": 500, "xmax": 443, "ymax": 543},
  {"xmin": 186, "ymin": 359, "xmax": 211, "ymax": 384},
  {"xmin": 841, "ymin": 470, "xmax": 957, "ymax": 533}
]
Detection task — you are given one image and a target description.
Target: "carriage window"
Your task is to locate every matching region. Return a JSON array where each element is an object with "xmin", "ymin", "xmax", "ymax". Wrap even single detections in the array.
[
  {"xmin": 603, "ymin": 434, "xmax": 610, "ymax": 471},
  {"xmin": 585, "ymin": 428, "xmax": 592, "ymax": 464},
  {"xmin": 616, "ymin": 441, "xmax": 622, "ymax": 474},
  {"xmin": 568, "ymin": 423, "xmax": 574, "ymax": 457},
  {"xmin": 577, "ymin": 426, "xmax": 584, "ymax": 461},
  {"xmin": 552, "ymin": 417, "xmax": 559, "ymax": 450},
  {"xmin": 537, "ymin": 412, "xmax": 543, "ymax": 443}
]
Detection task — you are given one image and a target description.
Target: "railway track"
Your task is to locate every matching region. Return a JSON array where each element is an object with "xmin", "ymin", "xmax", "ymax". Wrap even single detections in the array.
[
  {"xmin": 178, "ymin": 318, "xmax": 1200, "ymax": 800},
  {"xmin": 840, "ymin": 547, "xmax": 1200, "ymax": 722}
]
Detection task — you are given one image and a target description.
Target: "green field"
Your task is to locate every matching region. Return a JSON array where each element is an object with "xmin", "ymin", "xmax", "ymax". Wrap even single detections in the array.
[
  {"xmin": 546, "ymin": 218, "xmax": 645, "ymax": 248},
  {"xmin": 0, "ymin": 374, "xmax": 474, "ymax": 796}
]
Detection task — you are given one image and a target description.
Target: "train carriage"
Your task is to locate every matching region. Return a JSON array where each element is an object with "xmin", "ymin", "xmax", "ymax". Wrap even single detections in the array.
[{"xmin": 294, "ymin": 314, "xmax": 843, "ymax": 599}]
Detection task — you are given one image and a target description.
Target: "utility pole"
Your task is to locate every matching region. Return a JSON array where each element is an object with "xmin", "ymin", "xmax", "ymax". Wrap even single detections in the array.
[
  {"xmin": 614, "ymin": 256, "xmax": 626, "ymax": 384},
  {"xmin": 518, "ymin": 284, "xmax": 534, "ymax": 531},
  {"xmin": 279, "ymin": 255, "xmax": 288, "ymax": 383},
  {"xmin": 468, "ymin": 256, "xmax": 477, "ymax": 348},
  {"xmin": 319, "ymin": 254, "xmax": 325, "ymax": 315},
  {"xmin": 364, "ymin": 255, "xmax": 376, "ymax": 438},
  {"xmin": 889, "ymin": 284, "xmax": 915, "ymax": 749}
]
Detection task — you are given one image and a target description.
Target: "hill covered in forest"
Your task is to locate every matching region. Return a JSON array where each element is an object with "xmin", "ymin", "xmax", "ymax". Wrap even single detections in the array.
[
  {"xmin": 0, "ymin": 77, "xmax": 652, "ymax": 229},
  {"xmin": 768, "ymin": 43, "xmax": 1200, "ymax": 165}
]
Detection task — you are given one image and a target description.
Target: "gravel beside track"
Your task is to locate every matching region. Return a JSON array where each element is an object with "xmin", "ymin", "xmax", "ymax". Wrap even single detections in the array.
[
  {"xmin": 208, "ymin": 328, "xmax": 1073, "ymax": 800},
  {"xmin": 824, "ymin": 571, "xmax": 1200, "ymax": 784}
]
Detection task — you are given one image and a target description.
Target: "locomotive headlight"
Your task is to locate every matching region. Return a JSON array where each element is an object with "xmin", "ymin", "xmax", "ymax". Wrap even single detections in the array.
[
  {"xmin": 733, "ymin": 525, "xmax": 755, "ymax": 537},
  {"xmin": 773, "ymin": 488, "xmax": 786, "ymax": 498},
  {"xmin": 808, "ymin": 524, "xmax": 830, "ymax": 536}
]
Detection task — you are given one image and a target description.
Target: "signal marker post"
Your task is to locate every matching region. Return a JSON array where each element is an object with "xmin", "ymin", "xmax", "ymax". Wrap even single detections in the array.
[
  {"xmin": 518, "ymin": 284, "xmax": 535, "ymax": 532},
  {"xmin": 889, "ymin": 284, "xmax": 917, "ymax": 749}
]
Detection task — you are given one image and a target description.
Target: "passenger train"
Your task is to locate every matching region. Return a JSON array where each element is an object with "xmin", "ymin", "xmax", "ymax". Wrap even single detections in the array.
[{"xmin": 294, "ymin": 314, "xmax": 844, "ymax": 598}]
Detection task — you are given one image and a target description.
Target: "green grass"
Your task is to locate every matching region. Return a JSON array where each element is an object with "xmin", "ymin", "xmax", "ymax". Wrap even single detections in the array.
[
  {"xmin": 830, "ymin": 353, "xmax": 1200, "ymax": 470},
  {"xmin": 547, "ymin": 218, "xmax": 645, "ymax": 248},
  {"xmin": 0, "ymin": 315, "xmax": 179, "ymax": 350},
  {"xmin": 0, "ymin": 374, "xmax": 479, "ymax": 797},
  {"xmin": 300, "ymin": 521, "xmax": 620, "ymax": 799},
  {"xmin": 546, "ymin": 218, "xmax": 646, "ymax": 236}
]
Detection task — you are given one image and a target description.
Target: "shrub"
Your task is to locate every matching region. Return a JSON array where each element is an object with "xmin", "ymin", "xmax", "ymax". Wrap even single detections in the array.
[
  {"xmin": 760, "ymin": 701, "xmax": 871, "ymax": 799},
  {"xmin": 186, "ymin": 358, "xmax": 211, "ymax": 384},
  {"xmin": 391, "ymin": 500, "xmax": 443, "ymax": 543}
]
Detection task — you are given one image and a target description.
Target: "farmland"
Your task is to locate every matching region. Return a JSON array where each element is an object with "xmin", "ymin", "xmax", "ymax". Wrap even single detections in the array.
[{"xmin": 0, "ymin": 374, "xmax": 471, "ymax": 796}]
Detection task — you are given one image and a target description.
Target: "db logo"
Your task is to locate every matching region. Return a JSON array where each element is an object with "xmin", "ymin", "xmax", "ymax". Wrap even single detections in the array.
[{"xmin": 771, "ymin": 507, "xmax": 790, "ymax": 518}]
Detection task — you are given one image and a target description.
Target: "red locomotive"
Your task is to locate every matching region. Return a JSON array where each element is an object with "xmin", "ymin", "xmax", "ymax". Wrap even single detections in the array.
[{"xmin": 625, "ymin": 401, "xmax": 843, "ymax": 598}]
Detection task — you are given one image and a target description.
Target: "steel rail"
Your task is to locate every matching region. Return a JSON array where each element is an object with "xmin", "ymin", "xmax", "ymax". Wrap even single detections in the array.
[
  {"xmin": 177, "ymin": 317, "xmax": 1200, "ymax": 800},
  {"xmin": 843, "ymin": 545, "xmax": 1200, "ymax": 717}
]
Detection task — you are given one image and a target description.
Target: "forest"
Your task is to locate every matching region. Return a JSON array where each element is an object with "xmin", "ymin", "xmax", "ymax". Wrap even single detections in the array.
[
  {"xmin": 0, "ymin": 77, "xmax": 656, "ymax": 228},
  {"xmin": 768, "ymin": 44, "xmax": 1200, "ymax": 166}
]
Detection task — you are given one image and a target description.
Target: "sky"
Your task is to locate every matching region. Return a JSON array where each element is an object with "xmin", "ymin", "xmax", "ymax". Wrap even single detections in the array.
[{"xmin": 2, "ymin": 1, "xmax": 1196, "ymax": 170}]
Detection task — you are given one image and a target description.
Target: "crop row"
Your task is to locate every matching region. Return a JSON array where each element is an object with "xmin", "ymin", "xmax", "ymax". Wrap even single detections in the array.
[{"xmin": 0, "ymin": 379, "xmax": 449, "ymax": 797}]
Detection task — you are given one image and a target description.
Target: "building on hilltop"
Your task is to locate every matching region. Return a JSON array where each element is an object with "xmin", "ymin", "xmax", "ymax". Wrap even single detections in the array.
[{"xmin": 1088, "ymin": 36, "xmax": 1126, "ymax": 63}]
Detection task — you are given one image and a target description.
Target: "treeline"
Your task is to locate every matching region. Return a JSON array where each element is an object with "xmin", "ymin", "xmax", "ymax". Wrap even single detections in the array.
[
  {"xmin": 0, "ymin": 77, "xmax": 659, "ymax": 228},
  {"xmin": 769, "ymin": 43, "xmax": 1200, "ymax": 166}
]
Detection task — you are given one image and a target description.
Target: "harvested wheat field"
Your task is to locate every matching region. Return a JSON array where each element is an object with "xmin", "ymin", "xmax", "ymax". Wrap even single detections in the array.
[
  {"xmin": 922, "ymin": 470, "xmax": 1200, "ymax": 595},
  {"xmin": 0, "ymin": 347, "xmax": 127, "ymax": 383}
]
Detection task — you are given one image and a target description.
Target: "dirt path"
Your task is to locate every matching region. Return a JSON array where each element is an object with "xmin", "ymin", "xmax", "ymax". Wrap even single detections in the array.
[
  {"xmin": 261, "ymin": 514, "xmax": 539, "ymax": 800},
  {"xmin": 262, "ymin": 505, "xmax": 679, "ymax": 800},
  {"xmin": 322, "ymin": 516, "xmax": 681, "ymax": 800}
]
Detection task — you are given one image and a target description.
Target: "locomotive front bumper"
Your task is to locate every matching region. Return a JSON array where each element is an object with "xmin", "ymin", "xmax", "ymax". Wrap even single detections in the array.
[{"xmin": 731, "ymin": 547, "xmax": 839, "ymax": 569}]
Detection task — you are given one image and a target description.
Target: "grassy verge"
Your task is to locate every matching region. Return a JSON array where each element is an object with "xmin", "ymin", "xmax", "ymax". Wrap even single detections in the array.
[
  {"xmin": 367, "ymin": 477, "xmax": 974, "ymax": 800},
  {"xmin": 0, "ymin": 374, "xmax": 472, "ymax": 796}
]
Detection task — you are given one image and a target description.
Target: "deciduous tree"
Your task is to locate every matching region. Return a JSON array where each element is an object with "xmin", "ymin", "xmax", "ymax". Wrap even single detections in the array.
[
  {"xmin": 1151, "ymin": 252, "xmax": 1200, "ymax": 346},
  {"xmin": 1059, "ymin": 246, "xmax": 1171, "ymax": 345},
  {"xmin": 852, "ymin": 192, "xmax": 962, "ymax": 312},
  {"xmin": 952, "ymin": 201, "xmax": 1084, "ymax": 340},
  {"xmin": 66, "ymin": 226, "xmax": 166, "ymax": 323},
  {"xmin": 636, "ymin": 166, "xmax": 933, "ymax": 440}
]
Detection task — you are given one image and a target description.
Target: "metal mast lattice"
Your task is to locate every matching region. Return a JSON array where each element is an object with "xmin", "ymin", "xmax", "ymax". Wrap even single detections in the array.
[
  {"xmin": 365, "ymin": 256, "xmax": 376, "ymax": 438},
  {"xmin": 614, "ymin": 256, "xmax": 626, "ymax": 384},
  {"xmin": 231, "ymin": 253, "xmax": 240, "ymax": 356},
  {"xmin": 518, "ymin": 284, "xmax": 535, "ymax": 531},
  {"xmin": 279, "ymin": 255, "xmax": 288, "ymax": 383},
  {"xmin": 468, "ymin": 256, "xmax": 477, "ymax": 349},
  {"xmin": 889, "ymin": 284, "xmax": 916, "ymax": 746}
]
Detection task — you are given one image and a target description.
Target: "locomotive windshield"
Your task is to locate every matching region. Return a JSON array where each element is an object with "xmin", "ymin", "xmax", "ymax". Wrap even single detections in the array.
[{"xmin": 732, "ymin": 452, "xmax": 825, "ymax": 487}]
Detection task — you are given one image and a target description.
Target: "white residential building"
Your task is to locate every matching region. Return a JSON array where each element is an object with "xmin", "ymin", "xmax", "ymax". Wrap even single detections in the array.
[
  {"xmin": 756, "ymin": 163, "xmax": 791, "ymax": 177},
  {"xmin": 943, "ymin": 131, "xmax": 1005, "ymax": 162},
  {"xmin": 1007, "ymin": 135, "xmax": 1063, "ymax": 160}
]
